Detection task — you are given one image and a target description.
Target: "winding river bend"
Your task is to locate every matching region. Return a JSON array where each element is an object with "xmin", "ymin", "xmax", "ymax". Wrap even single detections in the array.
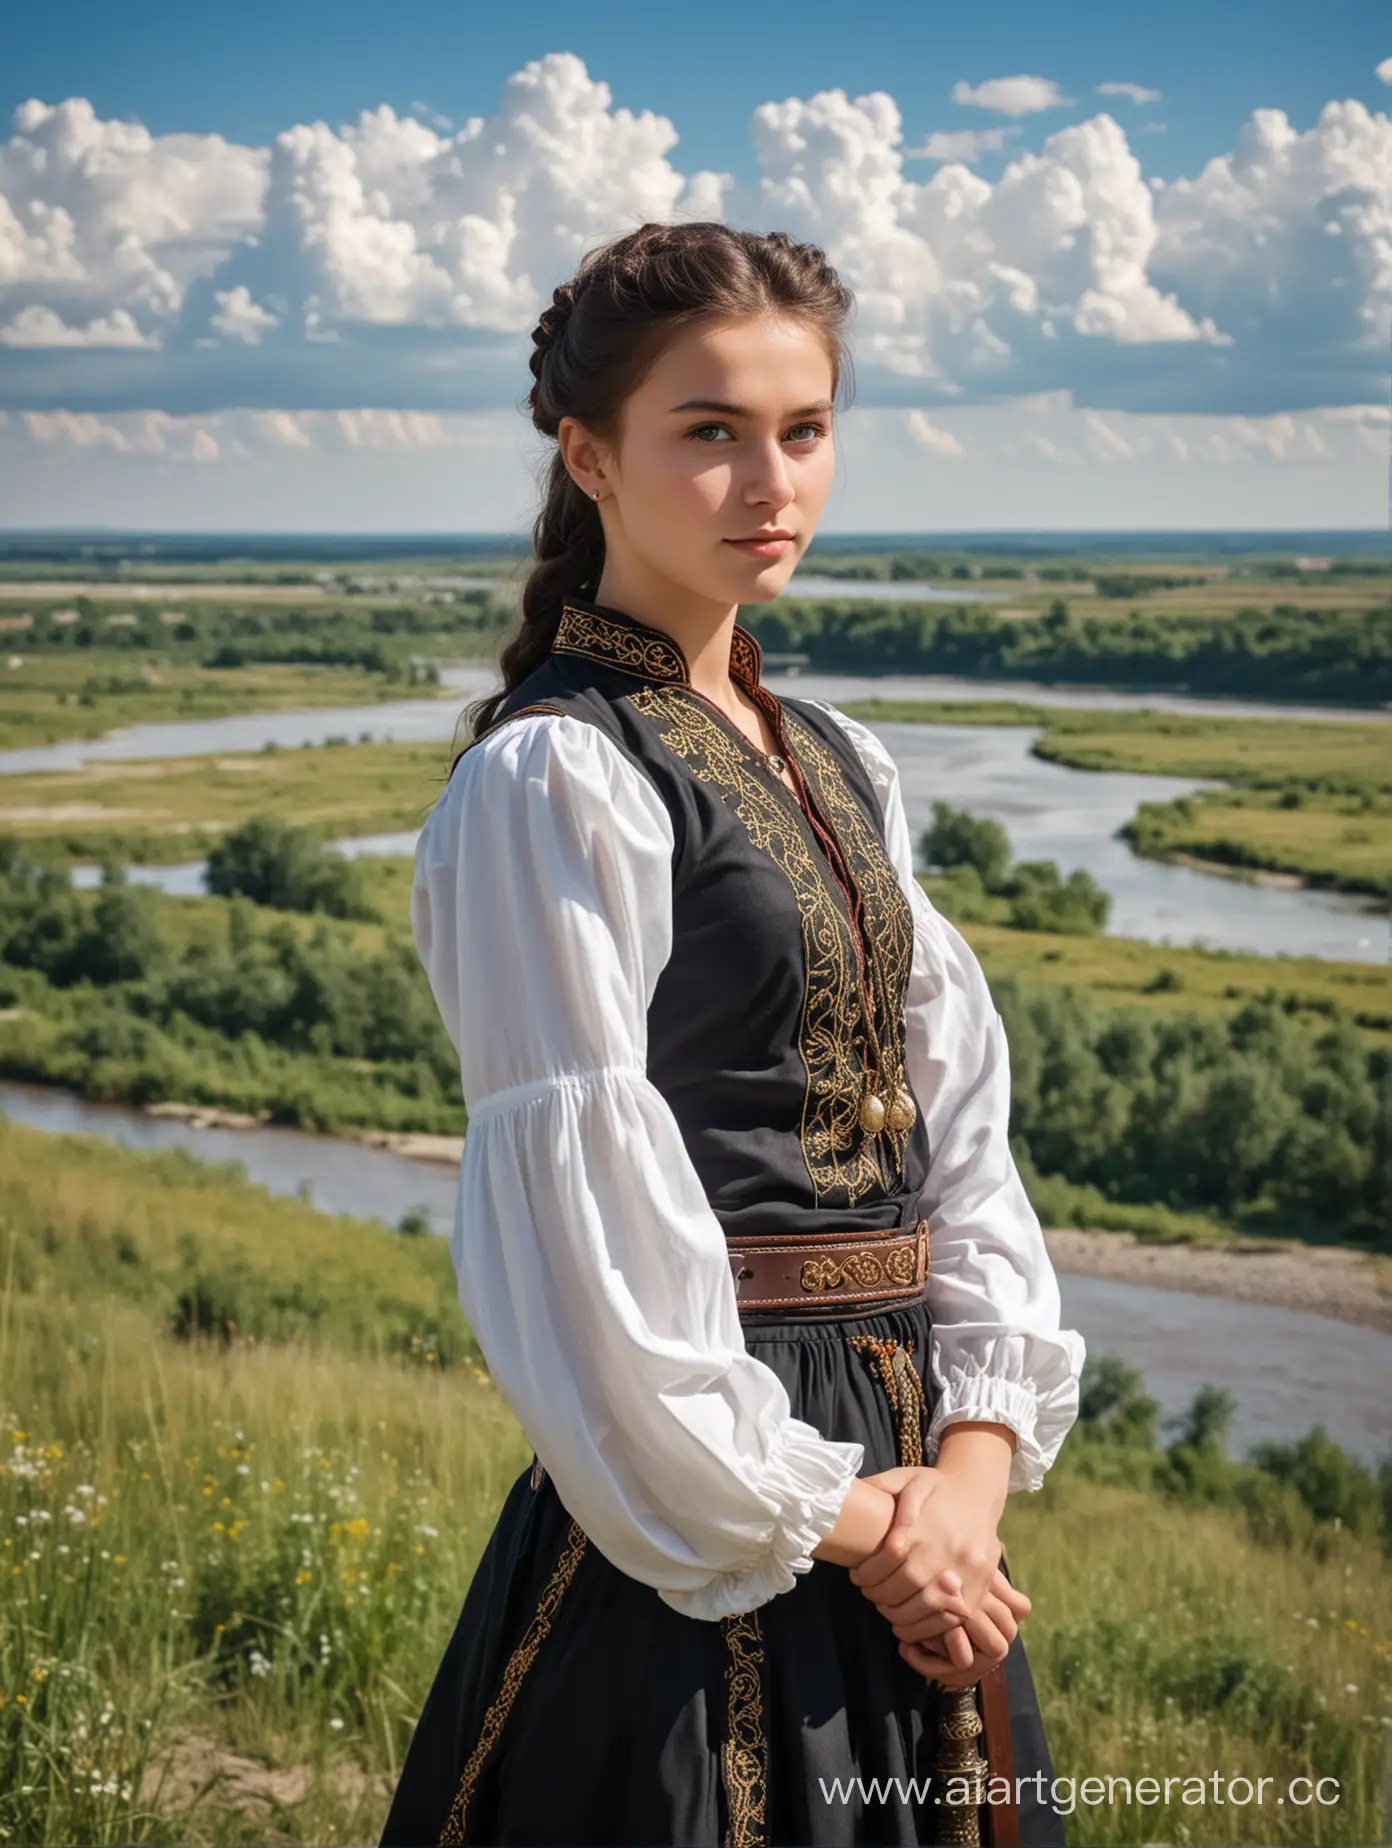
[{"xmin": 12, "ymin": 665, "xmax": 1384, "ymax": 965}]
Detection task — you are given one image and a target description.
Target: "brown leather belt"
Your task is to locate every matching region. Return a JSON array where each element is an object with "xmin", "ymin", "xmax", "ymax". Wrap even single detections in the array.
[{"xmin": 727, "ymin": 1219, "xmax": 930, "ymax": 1316}]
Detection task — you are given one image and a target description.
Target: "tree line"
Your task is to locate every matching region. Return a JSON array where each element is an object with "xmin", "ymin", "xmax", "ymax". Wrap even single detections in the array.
[
  {"xmin": 749, "ymin": 599, "xmax": 1392, "ymax": 705},
  {"xmin": 1, "ymin": 825, "xmax": 1385, "ymax": 1246}
]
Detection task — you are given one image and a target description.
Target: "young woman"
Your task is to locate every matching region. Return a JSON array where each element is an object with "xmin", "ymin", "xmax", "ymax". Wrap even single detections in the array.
[{"xmin": 379, "ymin": 221, "xmax": 1085, "ymax": 1848}]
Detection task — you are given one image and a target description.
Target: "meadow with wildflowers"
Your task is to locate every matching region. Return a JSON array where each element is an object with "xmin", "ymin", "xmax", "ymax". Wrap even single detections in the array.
[{"xmin": 1, "ymin": 1114, "xmax": 1389, "ymax": 1845}]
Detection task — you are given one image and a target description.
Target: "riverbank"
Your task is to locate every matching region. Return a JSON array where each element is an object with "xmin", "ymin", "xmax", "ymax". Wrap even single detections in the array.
[
  {"xmin": 60, "ymin": 1104, "xmax": 1392, "ymax": 1333},
  {"xmin": 1044, "ymin": 1227, "xmax": 1392, "ymax": 1334},
  {"xmin": 174, "ymin": 1112, "xmax": 1392, "ymax": 1332}
]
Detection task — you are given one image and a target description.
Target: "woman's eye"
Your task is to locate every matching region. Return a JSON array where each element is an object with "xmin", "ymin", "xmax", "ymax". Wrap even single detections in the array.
[{"xmin": 686, "ymin": 422, "xmax": 828, "ymax": 445}]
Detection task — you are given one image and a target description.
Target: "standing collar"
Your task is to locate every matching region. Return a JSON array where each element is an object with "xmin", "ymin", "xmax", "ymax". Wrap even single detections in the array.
[{"xmin": 552, "ymin": 597, "xmax": 764, "ymax": 691}]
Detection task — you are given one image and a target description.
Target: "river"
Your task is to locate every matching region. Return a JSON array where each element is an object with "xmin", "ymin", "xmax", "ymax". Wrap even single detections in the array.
[
  {"xmin": 20, "ymin": 666, "xmax": 1385, "ymax": 965},
  {"xmin": 2, "ymin": 1078, "xmax": 1386, "ymax": 1468}
]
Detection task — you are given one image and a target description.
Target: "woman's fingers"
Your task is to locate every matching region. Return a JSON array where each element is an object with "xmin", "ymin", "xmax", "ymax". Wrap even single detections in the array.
[
  {"xmin": 991, "ymin": 1570, "xmax": 1031, "ymax": 1618},
  {"xmin": 936, "ymin": 1623, "xmax": 976, "ymax": 1671},
  {"xmin": 898, "ymin": 1638, "xmax": 1003, "ymax": 1690},
  {"xmin": 894, "ymin": 1595, "xmax": 1015, "ymax": 1658},
  {"xmin": 969, "ymin": 1594, "xmax": 1019, "ymax": 1653},
  {"xmin": 849, "ymin": 1479, "xmax": 944, "ymax": 1591},
  {"xmin": 870, "ymin": 1561, "xmax": 1026, "ymax": 1635}
]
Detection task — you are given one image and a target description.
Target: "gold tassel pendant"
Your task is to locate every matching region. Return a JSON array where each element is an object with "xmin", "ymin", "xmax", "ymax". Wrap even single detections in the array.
[
  {"xmin": 858, "ymin": 1088, "xmax": 887, "ymax": 1133},
  {"xmin": 886, "ymin": 1084, "xmax": 917, "ymax": 1132}
]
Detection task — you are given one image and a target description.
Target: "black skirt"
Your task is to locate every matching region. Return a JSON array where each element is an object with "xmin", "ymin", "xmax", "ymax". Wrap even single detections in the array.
[{"xmin": 379, "ymin": 1295, "xmax": 1065, "ymax": 1847}]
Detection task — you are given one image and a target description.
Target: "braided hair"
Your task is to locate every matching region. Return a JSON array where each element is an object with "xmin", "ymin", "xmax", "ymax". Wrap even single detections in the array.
[{"xmin": 461, "ymin": 221, "xmax": 854, "ymax": 743}]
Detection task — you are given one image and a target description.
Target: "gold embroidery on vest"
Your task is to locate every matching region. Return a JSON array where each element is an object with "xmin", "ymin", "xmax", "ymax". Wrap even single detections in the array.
[
  {"xmin": 719, "ymin": 1607, "xmax": 769, "ymax": 1848},
  {"xmin": 553, "ymin": 602, "xmax": 766, "ymax": 690},
  {"xmin": 782, "ymin": 712, "xmax": 918, "ymax": 1178},
  {"xmin": 436, "ymin": 1517, "xmax": 589, "ymax": 1845},
  {"xmin": 554, "ymin": 604, "xmax": 690, "ymax": 683},
  {"xmin": 627, "ymin": 683, "xmax": 891, "ymax": 1206}
]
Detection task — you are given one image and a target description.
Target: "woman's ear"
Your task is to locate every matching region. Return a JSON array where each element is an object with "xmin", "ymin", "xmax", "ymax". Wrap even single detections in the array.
[{"xmin": 557, "ymin": 415, "xmax": 608, "ymax": 498}]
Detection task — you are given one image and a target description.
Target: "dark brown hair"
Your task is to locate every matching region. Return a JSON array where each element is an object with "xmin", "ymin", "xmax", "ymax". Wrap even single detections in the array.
[{"xmin": 461, "ymin": 220, "xmax": 855, "ymax": 743}]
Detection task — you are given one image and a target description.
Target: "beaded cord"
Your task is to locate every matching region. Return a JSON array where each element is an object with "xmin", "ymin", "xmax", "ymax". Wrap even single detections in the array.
[{"xmin": 851, "ymin": 1331, "xmax": 993, "ymax": 1845}]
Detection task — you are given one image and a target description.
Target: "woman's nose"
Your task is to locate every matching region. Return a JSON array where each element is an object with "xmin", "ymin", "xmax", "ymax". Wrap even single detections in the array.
[{"xmin": 743, "ymin": 442, "xmax": 794, "ymax": 506}]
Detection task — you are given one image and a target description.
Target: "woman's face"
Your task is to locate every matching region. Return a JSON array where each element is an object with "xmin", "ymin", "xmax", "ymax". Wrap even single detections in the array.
[{"xmin": 571, "ymin": 312, "xmax": 838, "ymax": 612}]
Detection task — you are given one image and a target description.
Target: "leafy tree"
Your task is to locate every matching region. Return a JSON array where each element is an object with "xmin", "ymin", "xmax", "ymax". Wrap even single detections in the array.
[
  {"xmin": 920, "ymin": 801, "xmax": 1012, "ymax": 890},
  {"xmin": 1077, "ymin": 1354, "xmax": 1162, "ymax": 1449},
  {"xmin": 204, "ymin": 815, "xmax": 374, "ymax": 919}
]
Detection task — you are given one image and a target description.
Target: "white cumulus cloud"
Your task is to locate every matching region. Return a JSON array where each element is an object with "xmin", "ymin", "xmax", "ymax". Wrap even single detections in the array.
[
  {"xmin": 210, "ymin": 286, "xmax": 279, "ymax": 344},
  {"xmin": 1151, "ymin": 100, "xmax": 1392, "ymax": 371},
  {"xmin": 0, "ymin": 304, "xmax": 157, "ymax": 346},
  {"xmin": 0, "ymin": 97, "xmax": 265, "ymax": 343},
  {"xmin": 0, "ymin": 59, "xmax": 1387, "ymax": 422}
]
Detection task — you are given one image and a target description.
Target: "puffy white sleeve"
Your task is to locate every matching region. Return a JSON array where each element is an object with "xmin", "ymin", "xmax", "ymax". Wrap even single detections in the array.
[
  {"xmin": 801, "ymin": 700, "xmax": 1086, "ymax": 1494},
  {"xmin": 412, "ymin": 710, "xmax": 863, "ymax": 1621}
]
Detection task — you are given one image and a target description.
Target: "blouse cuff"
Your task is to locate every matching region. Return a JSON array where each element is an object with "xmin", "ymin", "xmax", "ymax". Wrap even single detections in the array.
[
  {"xmin": 925, "ymin": 1374, "xmax": 1046, "ymax": 1494},
  {"xmin": 924, "ymin": 1321, "xmax": 1086, "ymax": 1495},
  {"xmin": 658, "ymin": 1418, "xmax": 863, "ymax": 1622}
]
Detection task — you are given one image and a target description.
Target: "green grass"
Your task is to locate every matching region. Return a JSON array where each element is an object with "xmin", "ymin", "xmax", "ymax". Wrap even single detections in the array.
[
  {"xmin": 1, "ymin": 1119, "xmax": 1388, "ymax": 1845},
  {"xmin": 842, "ymin": 699, "xmax": 1392, "ymax": 897},
  {"xmin": 947, "ymin": 904, "xmax": 1391, "ymax": 1042},
  {"xmin": 0, "ymin": 740, "xmax": 458, "ymax": 865},
  {"xmin": 0, "ymin": 658, "xmax": 448, "ymax": 753},
  {"xmin": 839, "ymin": 700, "xmax": 1392, "ymax": 788},
  {"xmin": 1123, "ymin": 791, "xmax": 1392, "ymax": 898}
]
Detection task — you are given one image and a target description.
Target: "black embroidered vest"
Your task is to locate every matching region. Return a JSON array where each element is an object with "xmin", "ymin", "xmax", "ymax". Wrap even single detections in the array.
[{"xmin": 462, "ymin": 597, "xmax": 931, "ymax": 1245}]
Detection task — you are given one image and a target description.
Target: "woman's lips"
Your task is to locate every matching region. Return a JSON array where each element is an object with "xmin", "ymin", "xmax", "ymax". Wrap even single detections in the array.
[{"xmin": 725, "ymin": 537, "xmax": 794, "ymax": 558}]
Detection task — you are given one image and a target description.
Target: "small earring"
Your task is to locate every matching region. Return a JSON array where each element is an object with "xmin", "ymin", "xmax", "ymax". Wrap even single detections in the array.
[{"xmin": 591, "ymin": 489, "xmax": 600, "ymax": 500}]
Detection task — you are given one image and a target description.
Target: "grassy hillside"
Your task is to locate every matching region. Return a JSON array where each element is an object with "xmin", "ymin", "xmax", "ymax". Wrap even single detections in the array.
[{"xmin": 1, "ymin": 1119, "xmax": 1387, "ymax": 1845}]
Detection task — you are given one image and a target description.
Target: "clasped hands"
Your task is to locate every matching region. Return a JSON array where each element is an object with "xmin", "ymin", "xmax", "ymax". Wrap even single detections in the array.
[{"xmin": 849, "ymin": 1462, "xmax": 1028, "ymax": 1689}]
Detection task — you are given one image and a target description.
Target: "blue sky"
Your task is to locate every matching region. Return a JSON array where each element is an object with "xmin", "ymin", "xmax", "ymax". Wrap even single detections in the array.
[
  {"xmin": 8, "ymin": 0, "xmax": 1386, "ymax": 187},
  {"xmin": 1, "ymin": 0, "xmax": 1388, "ymax": 531}
]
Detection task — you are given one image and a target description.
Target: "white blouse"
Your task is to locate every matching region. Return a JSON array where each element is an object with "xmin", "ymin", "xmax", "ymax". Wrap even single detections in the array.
[{"xmin": 412, "ymin": 699, "xmax": 1085, "ymax": 1624}]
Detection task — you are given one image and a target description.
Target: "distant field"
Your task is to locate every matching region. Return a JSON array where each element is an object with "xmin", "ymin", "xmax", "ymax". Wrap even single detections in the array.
[
  {"xmin": 5, "ymin": 696, "xmax": 1392, "ymax": 900},
  {"xmin": 955, "ymin": 909, "xmax": 1390, "ymax": 1042},
  {"xmin": 0, "ymin": 738, "xmax": 455, "ymax": 861},
  {"xmin": 842, "ymin": 700, "xmax": 1392, "ymax": 779},
  {"xmin": 5, "ymin": 580, "xmax": 330, "ymax": 601},
  {"xmin": 4, "ymin": 563, "xmax": 1386, "ymax": 623},
  {"xmin": 0, "ymin": 658, "xmax": 446, "ymax": 751},
  {"xmin": 1123, "ymin": 791, "xmax": 1392, "ymax": 898}
]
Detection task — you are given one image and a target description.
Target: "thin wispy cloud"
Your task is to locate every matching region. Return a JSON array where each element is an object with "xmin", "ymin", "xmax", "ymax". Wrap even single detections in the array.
[
  {"xmin": 1096, "ymin": 82, "xmax": 1163, "ymax": 105},
  {"xmin": 903, "ymin": 126, "xmax": 1023, "ymax": 163},
  {"xmin": 950, "ymin": 75, "xmax": 1073, "ymax": 116}
]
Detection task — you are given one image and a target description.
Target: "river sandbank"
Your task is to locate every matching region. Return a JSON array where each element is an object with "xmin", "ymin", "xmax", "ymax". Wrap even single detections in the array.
[{"xmin": 1044, "ymin": 1227, "xmax": 1392, "ymax": 1335}]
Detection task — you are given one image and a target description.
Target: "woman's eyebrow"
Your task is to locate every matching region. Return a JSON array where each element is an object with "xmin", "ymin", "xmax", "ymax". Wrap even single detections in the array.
[{"xmin": 667, "ymin": 397, "xmax": 835, "ymax": 417}]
